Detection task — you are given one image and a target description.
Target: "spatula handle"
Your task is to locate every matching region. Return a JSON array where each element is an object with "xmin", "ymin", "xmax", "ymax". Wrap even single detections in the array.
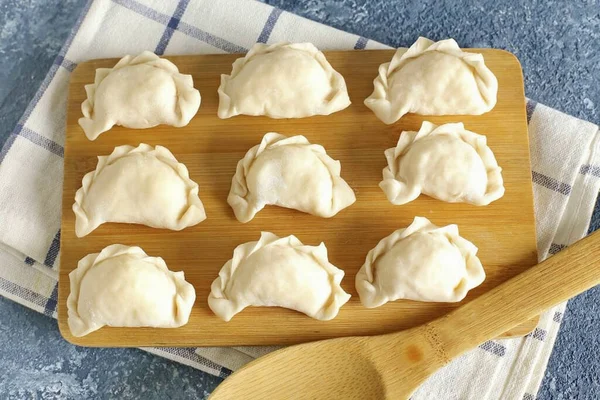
[{"xmin": 431, "ymin": 230, "xmax": 600, "ymax": 361}]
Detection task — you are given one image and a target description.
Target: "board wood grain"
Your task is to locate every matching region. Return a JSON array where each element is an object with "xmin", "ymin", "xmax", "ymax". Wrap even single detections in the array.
[{"xmin": 58, "ymin": 49, "xmax": 538, "ymax": 347}]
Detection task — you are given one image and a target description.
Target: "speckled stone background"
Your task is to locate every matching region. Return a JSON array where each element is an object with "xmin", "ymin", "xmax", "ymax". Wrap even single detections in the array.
[{"xmin": 0, "ymin": 1, "xmax": 598, "ymax": 399}]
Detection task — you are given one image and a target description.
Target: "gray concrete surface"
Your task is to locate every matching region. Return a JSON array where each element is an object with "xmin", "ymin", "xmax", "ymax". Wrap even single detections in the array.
[{"xmin": 0, "ymin": 0, "xmax": 598, "ymax": 399}]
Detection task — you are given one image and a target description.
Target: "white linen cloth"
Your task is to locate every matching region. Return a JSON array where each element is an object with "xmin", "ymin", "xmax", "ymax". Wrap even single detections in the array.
[{"xmin": 0, "ymin": 0, "xmax": 598, "ymax": 398}]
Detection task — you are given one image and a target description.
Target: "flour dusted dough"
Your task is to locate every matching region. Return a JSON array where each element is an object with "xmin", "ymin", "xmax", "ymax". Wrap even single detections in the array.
[
  {"xmin": 67, "ymin": 244, "xmax": 196, "ymax": 337},
  {"xmin": 218, "ymin": 43, "xmax": 350, "ymax": 119},
  {"xmin": 356, "ymin": 217, "xmax": 485, "ymax": 308},
  {"xmin": 228, "ymin": 132, "xmax": 355, "ymax": 223},
  {"xmin": 365, "ymin": 37, "xmax": 498, "ymax": 124},
  {"xmin": 208, "ymin": 232, "xmax": 351, "ymax": 321},
  {"xmin": 73, "ymin": 143, "xmax": 206, "ymax": 237},
  {"xmin": 79, "ymin": 51, "xmax": 201, "ymax": 140},
  {"xmin": 380, "ymin": 121, "xmax": 504, "ymax": 206}
]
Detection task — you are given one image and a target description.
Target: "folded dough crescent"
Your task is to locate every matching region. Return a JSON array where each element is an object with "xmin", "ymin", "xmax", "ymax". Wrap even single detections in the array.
[
  {"xmin": 380, "ymin": 121, "xmax": 504, "ymax": 205},
  {"xmin": 218, "ymin": 42, "xmax": 351, "ymax": 119},
  {"xmin": 67, "ymin": 244, "xmax": 196, "ymax": 337},
  {"xmin": 228, "ymin": 132, "xmax": 356, "ymax": 222},
  {"xmin": 364, "ymin": 37, "xmax": 498, "ymax": 124},
  {"xmin": 356, "ymin": 217, "xmax": 485, "ymax": 308},
  {"xmin": 73, "ymin": 143, "xmax": 206, "ymax": 237},
  {"xmin": 208, "ymin": 232, "xmax": 351, "ymax": 321},
  {"xmin": 79, "ymin": 51, "xmax": 201, "ymax": 140}
]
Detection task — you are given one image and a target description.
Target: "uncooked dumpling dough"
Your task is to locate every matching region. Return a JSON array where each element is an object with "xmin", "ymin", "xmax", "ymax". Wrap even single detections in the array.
[
  {"xmin": 380, "ymin": 121, "xmax": 504, "ymax": 206},
  {"xmin": 73, "ymin": 143, "xmax": 206, "ymax": 237},
  {"xmin": 218, "ymin": 43, "xmax": 350, "ymax": 119},
  {"xmin": 228, "ymin": 132, "xmax": 356, "ymax": 222},
  {"xmin": 208, "ymin": 232, "xmax": 351, "ymax": 321},
  {"xmin": 364, "ymin": 37, "xmax": 498, "ymax": 124},
  {"xmin": 356, "ymin": 217, "xmax": 485, "ymax": 308},
  {"xmin": 67, "ymin": 244, "xmax": 196, "ymax": 337},
  {"xmin": 79, "ymin": 51, "xmax": 201, "ymax": 140}
]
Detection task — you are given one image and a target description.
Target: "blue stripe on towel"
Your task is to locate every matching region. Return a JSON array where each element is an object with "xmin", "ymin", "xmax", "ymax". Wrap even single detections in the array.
[
  {"xmin": 526, "ymin": 100, "xmax": 538, "ymax": 123},
  {"xmin": 0, "ymin": 276, "xmax": 50, "ymax": 309},
  {"xmin": 176, "ymin": 21, "xmax": 247, "ymax": 53},
  {"xmin": 219, "ymin": 366, "xmax": 232, "ymax": 378},
  {"xmin": 112, "ymin": 0, "xmax": 170, "ymax": 24},
  {"xmin": 16, "ymin": 125, "xmax": 64, "ymax": 158},
  {"xmin": 54, "ymin": 55, "xmax": 78, "ymax": 72},
  {"xmin": 548, "ymin": 243, "xmax": 566, "ymax": 255},
  {"xmin": 580, "ymin": 164, "xmax": 600, "ymax": 178},
  {"xmin": 113, "ymin": 0, "xmax": 246, "ymax": 53},
  {"xmin": 257, "ymin": 8, "xmax": 283, "ymax": 43},
  {"xmin": 155, "ymin": 0, "xmax": 191, "ymax": 55},
  {"xmin": 43, "ymin": 283, "xmax": 59, "ymax": 317},
  {"xmin": 531, "ymin": 171, "xmax": 572, "ymax": 195},
  {"xmin": 354, "ymin": 36, "xmax": 368, "ymax": 49},
  {"xmin": 479, "ymin": 340, "xmax": 506, "ymax": 357},
  {"xmin": 44, "ymin": 230, "xmax": 61, "ymax": 268},
  {"xmin": 553, "ymin": 311, "xmax": 563, "ymax": 323},
  {"xmin": 532, "ymin": 328, "xmax": 547, "ymax": 341}
]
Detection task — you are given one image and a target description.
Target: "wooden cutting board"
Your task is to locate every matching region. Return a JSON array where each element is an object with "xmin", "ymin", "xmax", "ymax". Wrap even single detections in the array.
[{"xmin": 58, "ymin": 49, "xmax": 538, "ymax": 347}]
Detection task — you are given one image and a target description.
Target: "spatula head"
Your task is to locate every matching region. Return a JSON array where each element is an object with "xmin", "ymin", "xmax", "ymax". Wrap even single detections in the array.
[{"xmin": 209, "ymin": 328, "xmax": 442, "ymax": 400}]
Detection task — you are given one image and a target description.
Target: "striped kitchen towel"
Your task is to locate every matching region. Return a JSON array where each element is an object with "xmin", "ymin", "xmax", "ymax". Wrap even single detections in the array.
[{"xmin": 0, "ymin": 0, "xmax": 598, "ymax": 398}]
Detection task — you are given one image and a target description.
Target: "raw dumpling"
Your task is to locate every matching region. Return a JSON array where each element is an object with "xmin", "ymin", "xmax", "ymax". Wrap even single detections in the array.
[
  {"xmin": 364, "ymin": 37, "xmax": 498, "ymax": 124},
  {"xmin": 218, "ymin": 43, "xmax": 350, "ymax": 119},
  {"xmin": 228, "ymin": 132, "xmax": 356, "ymax": 222},
  {"xmin": 67, "ymin": 244, "xmax": 196, "ymax": 337},
  {"xmin": 380, "ymin": 121, "xmax": 504, "ymax": 206},
  {"xmin": 356, "ymin": 217, "xmax": 485, "ymax": 308},
  {"xmin": 79, "ymin": 51, "xmax": 201, "ymax": 140},
  {"xmin": 208, "ymin": 232, "xmax": 351, "ymax": 321},
  {"xmin": 73, "ymin": 143, "xmax": 206, "ymax": 237}
]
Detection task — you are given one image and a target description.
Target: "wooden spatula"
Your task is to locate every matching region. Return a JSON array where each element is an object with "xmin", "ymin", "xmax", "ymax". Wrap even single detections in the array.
[{"xmin": 209, "ymin": 230, "xmax": 600, "ymax": 400}]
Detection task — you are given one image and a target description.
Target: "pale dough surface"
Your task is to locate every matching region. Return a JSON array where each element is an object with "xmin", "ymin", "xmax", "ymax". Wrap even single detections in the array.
[
  {"xmin": 356, "ymin": 216, "xmax": 485, "ymax": 308},
  {"xmin": 73, "ymin": 143, "xmax": 206, "ymax": 237},
  {"xmin": 79, "ymin": 51, "xmax": 201, "ymax": 140},
  {"xmin": 67, "ymin": 244, "xmax": 196, "ymax": 337},
  {"xmin": 208, "ymin": 232, "xmax": 351, "ymax": 321},
  {"xmin": 228, "ymin": 132, "xmax": 356, "ymax": 222},
  {"xmin": 364, "ymin": 37, "xmax": 498, "ymax": 124},
  {"xmin": 380, "ymin": 121, "xmax": 504, "ymax": 206},
  {"xmin": 218, "ymin": 42, "xmax": 350, "ymax": 119}
]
